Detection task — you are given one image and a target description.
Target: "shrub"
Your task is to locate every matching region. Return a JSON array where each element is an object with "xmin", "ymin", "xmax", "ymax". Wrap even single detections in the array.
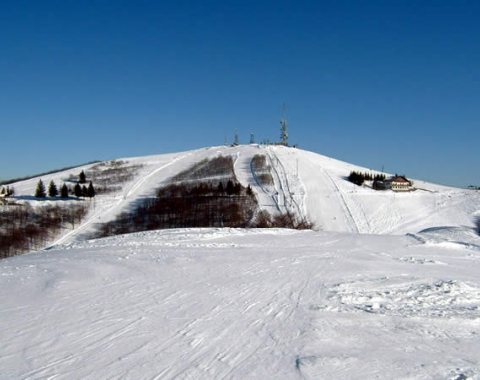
[{"xmin": 251, "ymin": 210, "xmax": 314, "ymax": 230}]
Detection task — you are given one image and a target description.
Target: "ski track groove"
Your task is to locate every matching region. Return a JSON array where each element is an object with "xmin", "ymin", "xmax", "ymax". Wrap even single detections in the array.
[
  {"xmin": 50, "ymin": 153, "xmax": 192, "ymax": 246},
  {"xmin": 247, "ymin": 152, "xmax": 282, "ymax": 213},
  {"xmin": 322, "ymin": 168, "xmax": 360, "ymax": 233},
  {"xmin": 269, "ymin": 148, "xmax": 307, "ymax": 223}
]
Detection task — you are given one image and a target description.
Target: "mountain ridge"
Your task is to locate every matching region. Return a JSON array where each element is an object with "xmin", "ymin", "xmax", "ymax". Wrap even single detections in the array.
[{"xmin": 7, "ymin": 144, "xmax": 480, "ymax": 244}]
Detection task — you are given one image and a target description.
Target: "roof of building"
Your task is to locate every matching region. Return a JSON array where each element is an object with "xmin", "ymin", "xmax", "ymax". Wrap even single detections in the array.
[{"xmin": 390, "ymin": 175, "xmax": 410, "ymax": 183}]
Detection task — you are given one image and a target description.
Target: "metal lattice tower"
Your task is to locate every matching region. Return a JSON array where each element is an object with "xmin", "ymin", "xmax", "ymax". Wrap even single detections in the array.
[
  {"xmin": 280, "ymin": 104, "xmax": 288, "ymax": 146},
  {"xmin": 233, "ymin": 129, "xmax": 239, "ymax": 146}
]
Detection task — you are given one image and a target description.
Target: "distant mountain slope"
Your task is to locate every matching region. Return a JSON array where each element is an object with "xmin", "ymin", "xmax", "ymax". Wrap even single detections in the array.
[{"xmin": 8, "ymin": 145, "xmax": 480, "ymax": 243}]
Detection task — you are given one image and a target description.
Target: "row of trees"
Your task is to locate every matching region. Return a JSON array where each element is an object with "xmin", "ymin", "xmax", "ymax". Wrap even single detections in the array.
[
  {"xmin": 348, "ymin": 171, "xmax": 386, "ymax": 186},
  {"xmin": 96, "ymin": 180, "xmax": 258, "ymax": 237},
  {"xmin": 95, "ymin": 177, "xmax": 313, "ymax": 238},
  {"xmin": 0, "ymin": 203, "xmax": 88, "ymax": 258},
  {"xmin": 0, "ymin": 186, "xmax": 14, "ymax": 197},
  {"xmin": 34, "ymin": 180, "xmax": 96, "ymax": 199}
]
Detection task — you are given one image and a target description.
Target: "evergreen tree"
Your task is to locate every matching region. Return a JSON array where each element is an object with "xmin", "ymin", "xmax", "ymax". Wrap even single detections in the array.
[
  {"xmin": 246, "ymin": 185, "xmax": 253, "ymax": 196},
  {"xmin": 48, "ymin": 180, "xmax": 58, "ymax": 197},
  {"xmin": 7, "ymin": 186, "xmax": 14, "ymax": 196},
  {"xmin": 217, "ymin": 182, "xmax": 224, "ymax": 194},
  {"xmin": 79, "ymin": 170, "xmax": 87, "ymax": 184},
  {"xmin": 226, "ymin": 180, "xmax": 235, "ymax": 195},
  {"xmin": 74, "ymin": 183, "xmax": 82, "ymax": 197},
  {"xmin": 60, "ymin": 183, "xmax": 69, "ymax": 198},
  {"xmin": 81, "ymin": 185, "xmax": 88, "ymax": 197},
  {"xmin": 34, "ymin": 180, "xmax": 46, "ymax": 198},
  {"xmin": 87, "ymin": 181, "xmax": 96, "ymax": 198},
  {"xmin": 0, "ymin": 187, "xmax": 4, "ymax": 196},
  {"xmin": 348, "ymin": 171, "xmax": 365, "ymax": 186}
]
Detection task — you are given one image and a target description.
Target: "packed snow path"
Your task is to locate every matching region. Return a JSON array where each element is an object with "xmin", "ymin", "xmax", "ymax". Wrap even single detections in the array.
[{"xmin": 1, "ymin": 228, "xmax": 480, "ymax": 379}]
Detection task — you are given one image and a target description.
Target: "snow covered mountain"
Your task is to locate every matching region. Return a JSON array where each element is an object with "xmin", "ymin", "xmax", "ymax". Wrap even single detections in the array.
[
  {"xmin": 9, "ymin": 144, "xmax": 480, "ymax": 243},
  {"xmin": 2, "ymin": 145, "xmax": 480, "ymax": 379}
]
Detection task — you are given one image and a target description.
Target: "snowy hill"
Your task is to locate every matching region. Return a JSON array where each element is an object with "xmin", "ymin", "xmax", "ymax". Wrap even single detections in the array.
[
  {"xmin": 8, "ymin": 144, "xmax": 480, "ymax": 243},
  {"xmin": 2, "ymin": 146, "xmax": 480, "ymax": 379}
]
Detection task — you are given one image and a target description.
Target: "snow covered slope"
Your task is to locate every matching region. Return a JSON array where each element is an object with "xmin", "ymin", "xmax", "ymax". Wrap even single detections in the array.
[
  {"xmin": 1, "ymin": 228, "xmax": 480, "ymax": 379},
  {"xmin": 9, "ymin": 145, "xmax": 480, "ymax": 242},
  {"xmin": 2, "ymin": 145, "xmax": 480, "ymax": 378}
]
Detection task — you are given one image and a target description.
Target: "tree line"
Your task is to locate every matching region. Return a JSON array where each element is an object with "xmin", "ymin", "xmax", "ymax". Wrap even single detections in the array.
[
  {"xmin": 95, "ymin": 178, "xmax": 313, "ymax": 238},
  {"xmin": 34, "ymin": 171, "xmax": 96, "ymax": 199},
  {"xmin": 96, "ymin": 180, "xmax": 257, "ymax": 237},
  {"xmin": 348, "ymin": 171, "xmax": 386, "ymax": 186},
  {"xmin": 0, "ymin": 203, "xmax": 88, "ymax": 259},
  {"xmin": 0, "ymin": 186, "xmax": 15, "ymax": 197}
]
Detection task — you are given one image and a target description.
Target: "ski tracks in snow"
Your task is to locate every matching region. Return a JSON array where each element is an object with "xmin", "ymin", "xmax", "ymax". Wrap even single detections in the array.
[
  {"xmin": 50, "ymin": 152, "xmax": 193, "ymax": 246},
  {"xmin": 266, "ymin": 147, "xmax": 307, "ymax": 222},
  {"xmin": 321, "ymin": 169, "xmax": 361, "ymax": 233}
]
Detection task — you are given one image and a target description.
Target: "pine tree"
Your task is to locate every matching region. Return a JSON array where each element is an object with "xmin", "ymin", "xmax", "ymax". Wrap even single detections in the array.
[
  {"xmin": 48, "ymin": 180, "xmax": 58, "ymax": 197},
  {"xmin": 81, "ymin": 185, "xmax": 88, "ymax": 197},
  {"xmin": 226, "ymin": 180, "xmax": 235, "ymax": 195},
  {"xmin": 60, "ymin": 183, "xmax": 69, "ymax": 198},
  {"xmin": 79, "ymin": 170, "xmax": 86, "ymax": 184},
  {"xmin": 87, "ymin": 181, "xmax": 96, "ymax": 198},
  {"xmin": 74, "ymin": 183, "xmax": 82, "ymax": 197},
  {"xmin": 34, "ymin": 180, "xmax": 46, "ymax": 198}
]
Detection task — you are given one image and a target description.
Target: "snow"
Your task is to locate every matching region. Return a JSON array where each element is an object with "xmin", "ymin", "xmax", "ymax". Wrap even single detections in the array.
[
  {"xmin": 1, "ymin": 228, "xmax": 480, "ymax": 379},
  {"xmin": 8, "ymin": 144, "xmax": 480, "ymax": 243},
  {"xmin": 2, "ymin": 144, "xmax": 480, "ymax": 378}
]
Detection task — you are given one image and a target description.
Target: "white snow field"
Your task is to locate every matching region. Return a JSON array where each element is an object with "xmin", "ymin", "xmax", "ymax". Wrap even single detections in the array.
[
  {"xmin": 2, "ymin": 145, "xmax": 480, "ymax": 379},
  {"xmin": 1, "ymin": 228, "xmax": 480, "ymax": 379}
]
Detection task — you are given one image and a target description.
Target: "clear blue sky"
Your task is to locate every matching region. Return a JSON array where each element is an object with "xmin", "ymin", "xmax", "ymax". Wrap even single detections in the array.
[{"xmin": 1, "ymin": 0, "xmax": 479, "ymax": 187}]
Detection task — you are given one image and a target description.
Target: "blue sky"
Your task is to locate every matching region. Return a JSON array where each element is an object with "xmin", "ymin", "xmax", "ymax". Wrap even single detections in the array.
[{"xmin": 1, "ymin": 0, "xmax": 479, "ymax": 187}]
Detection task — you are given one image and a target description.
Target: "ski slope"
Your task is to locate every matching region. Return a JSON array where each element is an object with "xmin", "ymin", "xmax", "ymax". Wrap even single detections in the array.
[
  {"xmin": 9, "ymin": 145, "xmax": 480, "ymax": 243},
  {"xmin": 1, "ymin": 227, "xmax": 480, "ymax": 379},
  {"xmin": 2, "ymin": 146, "xmax": 480, "ymax": 378}
]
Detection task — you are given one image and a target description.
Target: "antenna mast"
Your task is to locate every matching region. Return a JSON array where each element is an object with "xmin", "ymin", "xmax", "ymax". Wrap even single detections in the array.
[{"xmin": 280, "ymin": 103, "xmax": 288, "ymax": 146}]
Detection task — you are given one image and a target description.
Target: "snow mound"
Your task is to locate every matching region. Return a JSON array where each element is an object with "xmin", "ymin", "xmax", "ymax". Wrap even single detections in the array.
[
  {"xmin": 329, "ymin": 277, "xmax": 480, "ymax": 319},
  {"xmin": 409, "ymin": 226, "xmax": 480, "ymax": 251},
  {"xmin": 396, "ymin": 256, "xmax": 443, "ymax": 265}
]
